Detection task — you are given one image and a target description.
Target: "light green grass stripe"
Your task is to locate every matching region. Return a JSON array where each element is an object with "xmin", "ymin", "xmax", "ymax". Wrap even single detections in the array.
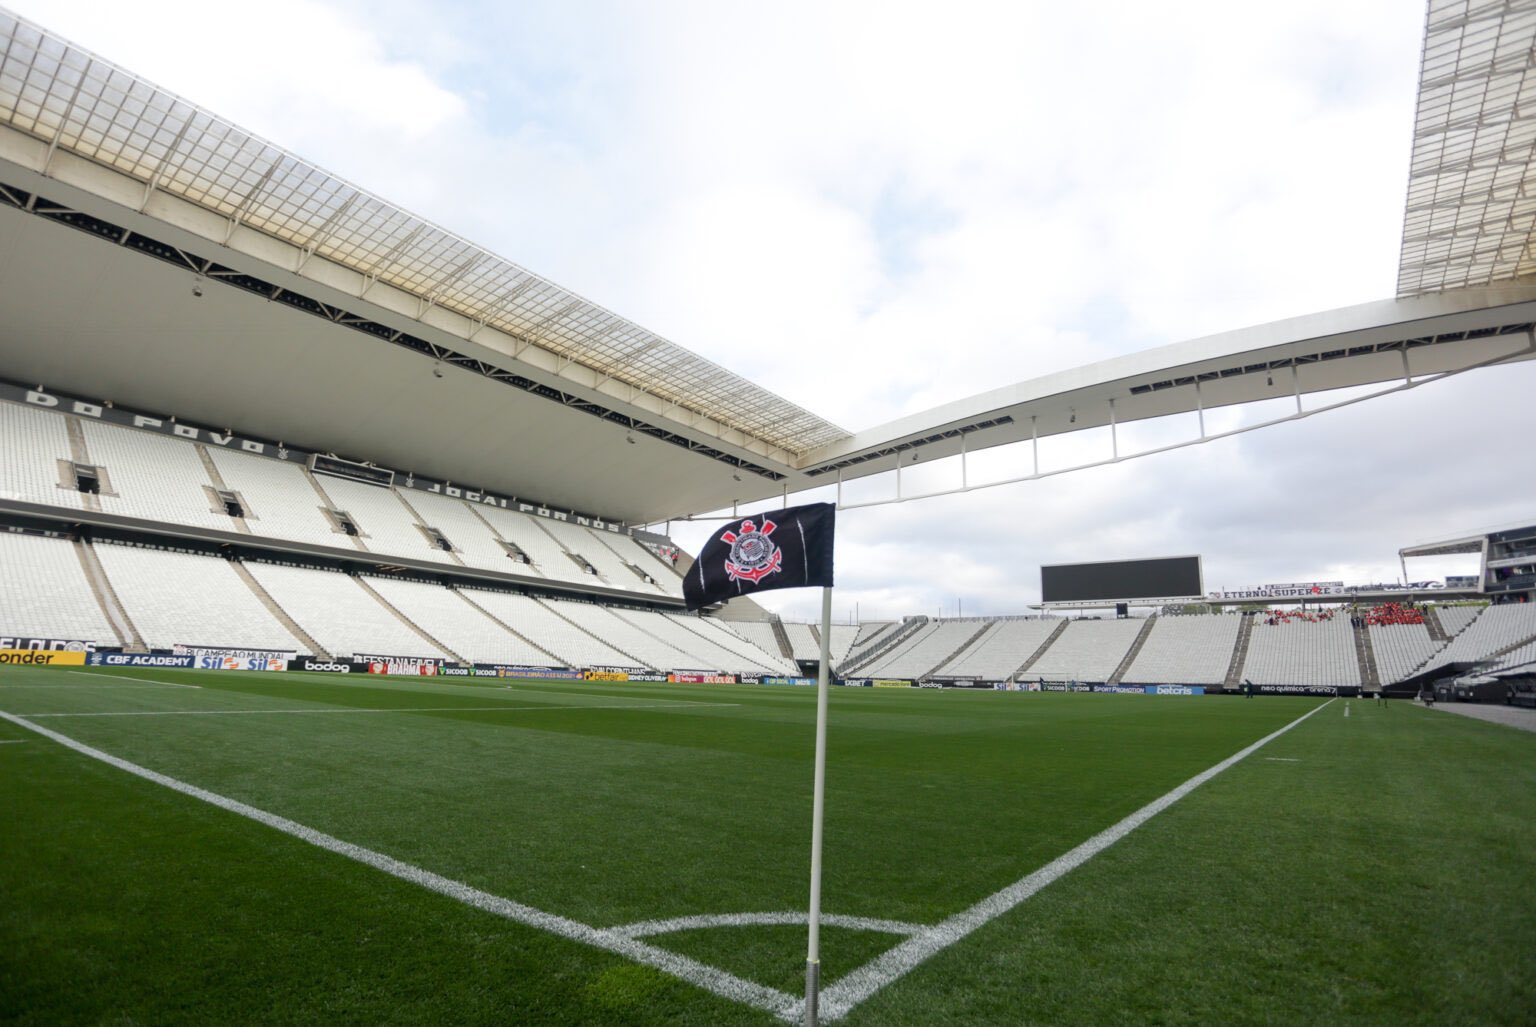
[
  {"xmin": 69, "ymin": 670, "xmax": 200, "ymax": 688},
  {"xmin": 0, "ymin": 709, "xmax": 795, "ymax": 1016},
  {"xmin": 800, "ymin": 698, "xmax": 1336, "ymax": 1023},
  {"xmin": 24, "ymin": 701, "xmax": 742, "ymax": 718}
]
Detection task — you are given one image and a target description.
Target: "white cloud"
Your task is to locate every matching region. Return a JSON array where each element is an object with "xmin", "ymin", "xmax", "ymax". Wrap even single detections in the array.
[{"xmin": 12, "ymin": 0, "xmax": 1533, "ymax": 624}]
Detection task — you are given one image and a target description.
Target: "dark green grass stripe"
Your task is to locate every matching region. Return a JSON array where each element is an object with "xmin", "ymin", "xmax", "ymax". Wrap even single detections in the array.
[
  {"xmin": 0, "ymin": 714, "xmax": 774, "ymax": 1026},
  {"xmin": 0, "ymin": 709, "xmax": 798, "ymax": 1016}
]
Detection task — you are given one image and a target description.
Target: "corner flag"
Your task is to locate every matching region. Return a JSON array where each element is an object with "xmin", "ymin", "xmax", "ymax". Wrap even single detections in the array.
[
  {"xmin": 681, "ymin": 501, "xmax": 839, "ymax": 1025},
  {"xmin": 683, "ymin": 502, "xmax": 835, "ymax": 611}
]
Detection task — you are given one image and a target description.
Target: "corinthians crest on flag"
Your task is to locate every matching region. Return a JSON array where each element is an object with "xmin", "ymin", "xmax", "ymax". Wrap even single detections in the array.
[{"xmin": 683, "ymin": 502, "xmax": 835, "ymax": 610}]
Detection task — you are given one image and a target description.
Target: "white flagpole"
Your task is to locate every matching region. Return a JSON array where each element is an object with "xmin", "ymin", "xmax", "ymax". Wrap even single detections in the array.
[{"xmin": 804, "ymin": 584, "xmax": 833, "ymax": 1026}]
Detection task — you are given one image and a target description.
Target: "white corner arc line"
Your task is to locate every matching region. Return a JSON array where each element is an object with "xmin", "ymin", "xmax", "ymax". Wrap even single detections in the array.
[
  {"xmin": 793, "ymin": 698, "xmax": 1336, "ymax": 1023},
  {"xmin": 0, "ymin": 709, "xmax": 793, "ymax": 1016},
  {"xmin": 614, "ymin": 911, "xmax": 923, "ymax": 939}
]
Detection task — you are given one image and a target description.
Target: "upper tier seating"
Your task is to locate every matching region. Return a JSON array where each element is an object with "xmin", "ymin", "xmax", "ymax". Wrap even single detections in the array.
[
  {"xmin": 0, "ymin": 403, "xmax": 81, "ymax": 510},
  {"xmin": 475, "ymin": 504, "xmax": 585, "ymax": 584},
  {"xmin": 937, "ymin": 618, "xmax": 1063, "ymax": 680},
  {"xmin": 1120, "ymin": 614, "xmax": 1242, "ymax": 685},
  {"xmin": 83, "ymin": 421, "xmax": 232, "ymax": 532},
  {"xmin": 539, "ymin": 516, "xmax": 667, "ymax": 595},
  {"xmin": 0, "ymin": 533, "xmax": 116, "ymax": 644},
  {"xmin": 392, "ymin": 489, "xmax": 524, "ymax": 573},
  {"xmin": 206, "ymin": 448, "xmax": 348, "ymax": 549},
  {"xmin": 0, "ymin": 400, "xmax": 670, "ymax": 602},
  {"xmin": 1027, "ymin": 618, "xmax": 1146, "ymax": 681},
  {"xmin": 316, "ymin": 476, "xmax": 442, "ymax": 562},
  {"xmin": 93, "ymin": 543, "xmax": 304, "ymax": 652},
  {"xmin": 1240, "ymin": 615, "xmax": 1360, "ymax": 687},
  {"xmin": 243, "ymin": 561, "xmax": 450, "ymax": 660},
  {"xmin": 594, "ymin": 532, "xmax": 685, "ymax": 597}
]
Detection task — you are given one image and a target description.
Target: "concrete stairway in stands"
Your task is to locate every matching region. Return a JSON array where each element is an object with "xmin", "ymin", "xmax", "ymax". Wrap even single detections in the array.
[
  {"xmin": 771, "ymin": 617, "xmax": 794, "ymax": 659},
  {"xmin": 231, "ymin": 561, "xmax": 330, "ymax": 659},
  {"xmin": 353, "ymin": 577, "xmax": 464, "ymax": 663},
  {"xmin": 841, "ymin": 618, "xmax": 928, "ymax": 676},
  {"xmin": 1424, "ymin": 606, "xmax": 1450, "ymax": 643},
  {"xmin": 1353, "ymin": 622, "xmax": 1380, "ymax": 689},
  {"xmin": 74, "ymin": 539, "xmax": 144, "ymax": 650},
  {"xmin": 1014, "ymin": 619, "xmax": 1069, "ymax": 678},
  {"xmin": 1223, "ymin": 613, "xmax": 1256, "ymax": 688},
  {"xmin": 1108, "ymin": 617, "xmax": 1158, "ymax": 685},
  {"xmin": 453, "ymin": 589, "xmax": 566, "ymax": 667},
  {"xmin": 923, "ymin": 621, "xmax": 994, "ymax": 680}
]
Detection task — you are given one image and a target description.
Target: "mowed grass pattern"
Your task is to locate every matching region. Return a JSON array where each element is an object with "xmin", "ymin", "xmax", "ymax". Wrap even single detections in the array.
[{"xmin": 2, "ymin": 666, "xmax": 1532, "ymax": 1024}]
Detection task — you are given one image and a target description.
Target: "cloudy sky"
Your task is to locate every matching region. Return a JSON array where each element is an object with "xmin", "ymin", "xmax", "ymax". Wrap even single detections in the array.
[{"xmin": 13, "ymin": 0, "xmax": 1534, "ymax": 622}]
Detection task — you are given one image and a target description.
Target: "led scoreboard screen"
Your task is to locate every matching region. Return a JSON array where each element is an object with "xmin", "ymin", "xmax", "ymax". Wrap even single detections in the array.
[{"xmin": 1041, "ymin": 556, "xmax": 1203, "ymax": 604}]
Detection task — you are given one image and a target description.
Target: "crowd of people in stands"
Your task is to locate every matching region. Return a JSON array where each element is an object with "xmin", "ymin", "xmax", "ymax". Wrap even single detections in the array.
[
  {"xmin": 1352, "ymin": 602, "xmax": 1425, "ymax": 628},
  {"xmin": 1259, "ymin": 608, "xmax": 1339, "ymax": 625},
  {"xmin": 1257, "ymin": 603, "xmax": 1431, "ymax": 628}
]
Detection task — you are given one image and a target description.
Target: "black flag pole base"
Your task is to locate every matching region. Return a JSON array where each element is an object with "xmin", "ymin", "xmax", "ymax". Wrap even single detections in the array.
[{"xmin": 804, "ymin": 960, "xmax": 820, "ymax": 1027}]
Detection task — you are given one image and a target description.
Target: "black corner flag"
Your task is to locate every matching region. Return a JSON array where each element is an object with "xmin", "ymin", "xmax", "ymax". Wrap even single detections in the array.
[{"xmin": 683, "ymin": 502, "xmax": 835, "ymax": 611}]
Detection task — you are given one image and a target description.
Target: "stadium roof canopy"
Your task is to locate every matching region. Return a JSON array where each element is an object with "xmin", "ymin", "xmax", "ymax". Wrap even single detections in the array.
[
  {"xmin": 1, "ymin": 3, "xmax": 1534, "ymax": 527},
  {"xmin": 1398, "ymin": 0, "xmax": 1536, "ymax": 295}
]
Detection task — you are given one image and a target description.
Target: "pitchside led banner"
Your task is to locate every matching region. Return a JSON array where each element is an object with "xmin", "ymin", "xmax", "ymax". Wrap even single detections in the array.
[{"xmin": 684, "ymin": 502, "xmax": 835, "ymax": 610}]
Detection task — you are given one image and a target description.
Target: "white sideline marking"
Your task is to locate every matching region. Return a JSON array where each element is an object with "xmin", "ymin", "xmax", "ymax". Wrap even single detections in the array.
[
  {"xmin": 791, "ymin": 698, "xmax": 1336, "ymax": 1023},
  {"xmin": 0, "ymin": 709, "xmax": 795, "ymax": 1016},
  {"xmin": 0, "ymin": 696, "xmax": 1335, "ymax": 1024},
  {"xmin": 1264, "ymin": 757, "xmax": 1301, "ymax": 762},
  {"xmin": 0, "ymin": 738, "xmax": 24, "ymax": 744},
  {"xmin": 615, "ymin": 911, "xmax": 923, "ymax": 939},
  {"xmin": 70, "ymin": 671, "xmax": 201, "ymax": 689},
  {"xmin": 23, "ymin": 701, "xmax": 742, "ymax": 719}
]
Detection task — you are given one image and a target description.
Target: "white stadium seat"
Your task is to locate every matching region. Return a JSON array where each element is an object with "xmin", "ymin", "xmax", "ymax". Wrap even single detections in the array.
[
  {"xmin": 0, "ymin": 403, "xmax": 81, "ymax": 510},
  {"xmin": 243, "ymin": 561, "xmax": 450, "ymax": 660},
  {"xmin": 1120, "ymin": 615, "xmax": 1242, "ymax": 685},
  {"xmin": 0, "ymin": 533, "xmax": 116, "ymax": 644},
  {"xmin": 92, "ymin": 543, "xmax": 304, "ymax": 652},
  {"xmin": 1240, "ymin": 616, "xmax": 1360, "ymax": 688},
  {"xmin": 1027, "ymin": 618, "xmax": 1146, "ymax": 681}
]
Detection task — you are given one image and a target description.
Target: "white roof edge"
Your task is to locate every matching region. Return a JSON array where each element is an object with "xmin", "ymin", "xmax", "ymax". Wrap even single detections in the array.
[
  {"xmin": 817, "ymin": 284, "xmax": 1536, "ymax": 462},
  {"xmin": 0, "ymin": 10, "xmax": 850, "ymax": 456}
]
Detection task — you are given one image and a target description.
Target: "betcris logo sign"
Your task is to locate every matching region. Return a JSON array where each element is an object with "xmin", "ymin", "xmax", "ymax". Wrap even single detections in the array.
[{"xmin": 87, "ymin": 653, "xmax": 196, "ymax": 668}]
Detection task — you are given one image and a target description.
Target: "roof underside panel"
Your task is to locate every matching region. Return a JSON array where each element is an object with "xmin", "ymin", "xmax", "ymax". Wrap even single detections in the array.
[
  {"xmin": 1399, "ymin": 0, "xmax": 1536, "ymax": 295},
  {"xmin": 0, "ymin": 12, "xmax": 851, "ymax": 456}
]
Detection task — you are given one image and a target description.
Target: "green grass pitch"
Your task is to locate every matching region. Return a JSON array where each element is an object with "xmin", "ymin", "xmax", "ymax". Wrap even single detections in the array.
[{"xmin": 1, "ymin": 665, "xmax": 1532, "ymax": 1024}]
